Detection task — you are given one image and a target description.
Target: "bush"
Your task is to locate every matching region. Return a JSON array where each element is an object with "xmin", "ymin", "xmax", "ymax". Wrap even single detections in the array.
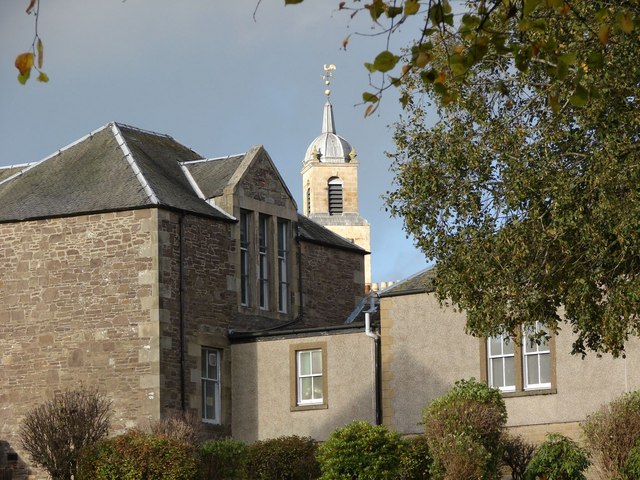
[
  {"xmin": 622, "ymin": 442, "xmax": 640, "ymax": 480},
  {"xmin": 317, "ymin": 420, "xmax": 405, "ymax": 480},
  {"xmin": 19, "ymin": 387, "xmax": 111, "ymax": 480},
  {"xmin": 200, "ymin": 438, "xmax": 248, "ymax": 480},
  {"xmin": 247, "ymin": 435, "xmax": 319, "ymax": 480},
  {"xmin": 502, "ymin": 434, "xmax": 536, "ymax": 480},
  {"xmin": 76, "ymin": 430, "xmax": 198, "ymax": 480},
  {"xmin": 524, "ymin": 433, "xmax": 590, "ymax": 480},
  {"xmin": 398, "ymin": 435, "xmax": 433, "ymax": 480},
  {"xmin": 582, "ymin": 390, "xmax": 640, "ymax": 478},
  {"xmin": 422, "ymin": 378, "xmax": 507, "ymax": 480},
  {"xmin": 145, "ymin": 411, "xmax": 203, "ymax": 447}
]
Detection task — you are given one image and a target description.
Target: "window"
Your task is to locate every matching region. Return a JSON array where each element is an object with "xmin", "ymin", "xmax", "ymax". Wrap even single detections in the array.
[
  {"xmin": 277, "ymin": 220, "xmax": 289, "ymax": 313},
  {"xmin": 201, "ymin": 348, "xmax": 221, "ymax": 423},
  {"xmin": 306, "ymin": 187, "xmax": 311, "ymax": 216},
  {"xmin": 328, "ymin": 177, "xmax": 343, "ymax": 215},
  {"xmin": 297, "ymin": 350, "xmax": 323, "ymax": 404},
  {"xmin": 484, "ymin": 323, "xmax": 555, "ymax": 394},
  {"xmin": 487, "ymin": 334, "xmax": 515, "ymax": 393},
  {"xmin": 523, "ymin": 322, "xmax": 552, "ymax": 390},
  {"xmin": 240, "ymin": 210, "xmax": 250, "ymax": 306},
  {"xmin": 258, "ymin": 214, "xmax": 270, "ymax": 309},
  {"xmin": 290, "ymin": 343, "xmax": 328, "ymax": 410}
]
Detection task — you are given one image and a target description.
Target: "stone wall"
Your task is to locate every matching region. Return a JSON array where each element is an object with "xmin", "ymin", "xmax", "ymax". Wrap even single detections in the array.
[
  {"xmin": 0, "ymin": 208, "xmax": 236, "ymax": 478},
  {"xmin": 0, "ymin": 210, "xmax": 160, "ymax": 479},
  {"xmin": 299, "ymin": 241, "xmax": 364, "ymax": 327}
]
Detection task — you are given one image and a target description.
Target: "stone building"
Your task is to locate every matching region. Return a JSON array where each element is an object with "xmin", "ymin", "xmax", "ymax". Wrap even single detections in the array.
[{"xmin": 0, "ymin": 122, "xmax": 366, "ymax": 479}]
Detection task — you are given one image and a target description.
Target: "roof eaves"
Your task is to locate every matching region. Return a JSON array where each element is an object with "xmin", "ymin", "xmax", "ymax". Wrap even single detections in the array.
[{"xmin": 110, "ymin": 123, "xmax": 159, "ymax": 205}]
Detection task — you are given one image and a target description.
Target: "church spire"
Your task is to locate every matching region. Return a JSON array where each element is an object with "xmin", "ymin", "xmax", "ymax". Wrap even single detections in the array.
[{"xmin": 321, "ymin": 64, "xmax": 337, "ymax": 134}]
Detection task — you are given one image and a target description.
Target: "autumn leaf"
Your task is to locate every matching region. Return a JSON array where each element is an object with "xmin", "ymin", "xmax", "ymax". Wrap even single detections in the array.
[
  {"xmin": 37, "ymin": 71, "xmax": 49, "ymax": 82},
  {"xmin": 26, "ymin": 0, "xmax": 37, "ymax": 14},
  {"xmin": 15, "ymin": 52, "xmax": 34, "ymax": 76},
  {"xmin": 37, "ymin": 38, "xmax": 44, "ymax": 68},
  {"xmin": 598, "ymin": 24, "xmax": 610, "ymax": 44}
]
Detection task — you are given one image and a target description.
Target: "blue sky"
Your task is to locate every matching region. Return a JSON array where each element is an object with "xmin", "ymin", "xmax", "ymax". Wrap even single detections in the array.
[{"xmin": 0, "ymin": 0, "xmax": 429, "ymax": 284}]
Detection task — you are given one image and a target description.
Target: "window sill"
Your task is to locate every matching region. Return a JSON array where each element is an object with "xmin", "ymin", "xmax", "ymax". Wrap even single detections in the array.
[
  {"xmin": 290, "ymin": 403, "xmax": 328, "ymax": 412},
  {"xmin": 501, "ymin": 388, "xmax": 557, "ymax": 398}
]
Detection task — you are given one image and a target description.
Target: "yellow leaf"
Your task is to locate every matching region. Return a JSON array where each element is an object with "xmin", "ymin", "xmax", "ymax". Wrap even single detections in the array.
[
  {"xmin": 26, "ymin": 0, "xmax": 37, "ymax": 14},
  {"xmin": 415, "ymin": 51, "xmax": 432, "ymax": 68},
  {"xmin": 402, "ymin": 64, "xmax": 412, "ymax": 75},
  {"xmin": 37, "ymin": 71, "xmax": 49, "ymax": 83},
  {"xmin": 404, "ymin": 0, "xmax": 420, "ymax": 16},
  {"xmin": 342, "ymin": 34, "xmax": 351, "ymax": 50},
  {"xmin": 618, "ymin": 13, "xmax": 635, "ymax": 33},
  {"xmin": 435, "ymin": 71, "xmax": 446, "ymax": 84},
  {"xmin": 15, "ymin": 52, "xmax": 34, "ymax": 76},
  {"xmin": 598, "ymin": 24, "xmax": 610, "ymax": 44},
  {"xmin": 37, "ymin": 38, "xmax": 44, "ymax": 69}
]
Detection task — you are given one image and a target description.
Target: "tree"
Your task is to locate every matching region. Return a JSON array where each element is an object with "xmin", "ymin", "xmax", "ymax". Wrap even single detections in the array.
[
  {"xmin": 20, "ymin": 387, "xmax": 111, "ymax": 480},
  {"xmin": 385, "ymin": 1, "xmax": 640, "ymax": 356}
]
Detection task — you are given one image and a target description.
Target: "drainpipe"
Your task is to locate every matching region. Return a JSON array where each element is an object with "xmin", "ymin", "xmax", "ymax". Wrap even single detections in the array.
[
  {"xmin": 364, "ymin": 294, "xmax": 382, "ymax": 425},
  {"xmin": 295, "ymin": 224, "xmax": 304, "ymax": 320},
  {"xmin": 179, "ymin": 213, "xmax": 186, "ymax": 412}
]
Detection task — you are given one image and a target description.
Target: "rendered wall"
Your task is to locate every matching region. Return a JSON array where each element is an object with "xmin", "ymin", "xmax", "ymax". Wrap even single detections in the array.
[
  {"xmin": 380, "ymin": 291, "xmax": 640, "ymax": 443},
  {"xmin": 231, "ymin": 331, "xmax": 376, "ymax": 442}
]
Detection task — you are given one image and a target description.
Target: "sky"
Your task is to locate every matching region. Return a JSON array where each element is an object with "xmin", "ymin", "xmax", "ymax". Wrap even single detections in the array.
[{"xmin": 0, "ymin": 0, "xmax": 430, "ymax": 284}]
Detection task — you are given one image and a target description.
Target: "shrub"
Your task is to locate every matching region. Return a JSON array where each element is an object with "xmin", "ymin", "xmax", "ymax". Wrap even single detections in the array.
[
  {"xmin": 622, "ymin": 442, "xmax": 640, "ymax": 480},
  {"xmin": 524, "ymin": 433, "xmax": 590, "ymax": 480},
  {"xmin": 317, "ymin": 420, "xmax": 405, "ymax": 480},
  {"xmin": 398, "ymin": 435, "xmax": 433, "ymax": 480},
  {"xmin": 247, "ymin": 435, "xmax": 319, "ymax": 480},
  {"xmin": 502, "ymin": 434, "xmax": 536, "ymax": 480},
  {"xmin": 422, "ymin": 378, "xmax": 507, "ymax": 480},
  {"xmin": 19, "ymin": 387, "xmax": 111, "ymax": 480},
  {"xmin": 145, "ymin": 411, "xmax": 203, "ymax": 447},
  {"xmin": 200, "ymin": 438, "xmax": 248, "ymax": 480},
  {"xmin": 77, "ymin": 430, "xmax": 198, "ymax": 480},
  {"xmin": 582, "ymin": 390, "xmax": 640, "ymax": 478}
]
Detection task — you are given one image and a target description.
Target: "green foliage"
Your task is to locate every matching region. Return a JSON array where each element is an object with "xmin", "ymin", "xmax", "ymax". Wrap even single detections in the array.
[
  {"xmin": 19, "ymin": 387, "xmax": 111, "ymax": 480},
  {"xmin": 524, "ymin": 433, "xmax": 590, "ymax": 480},
  {"xmin": 398, "ymin": 435, "xmax": 432, "ymax": 480},
  {"xmin": 582, "ymin": 390, "xmax": 640, "ymax": 478},
  {"xmin": 200, "ymin": 438, "xmax": 248, "ymax": 480},
  {"xmin": 76, "ymin": 430, "xmax": 198, "ymax": 480},
  {"xmin": 317, "ymin": 420, "xmax": 405, "ymax": 480},
  {"xmin": 622, "ymin": 442, "xmax": 640, "ymax": 480},
  {"xmin": 247, "ymin": 435, "xmax": 319, "ymax": 480},
  {"xmin": 502, "ymin": 434, "xmax": 536, "ymax": 480},
  {"xmin": 422, "ymin": 379, "xmax": 506, "ymax": 479},
  {"xmin": 385, "ymin": 0, "xmax": 640, "ymax": 357}
]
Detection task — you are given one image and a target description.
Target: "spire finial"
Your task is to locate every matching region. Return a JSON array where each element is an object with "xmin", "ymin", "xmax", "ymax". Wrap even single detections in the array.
[{"xmin": 322, "ymin": 64, "xmax": 336, "ymax": 97}]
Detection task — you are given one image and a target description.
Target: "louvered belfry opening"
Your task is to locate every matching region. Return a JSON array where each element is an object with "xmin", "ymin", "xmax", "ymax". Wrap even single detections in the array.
[{"xmin": 328, "ymin": 177, "xmax": 343, "ymax": 215}]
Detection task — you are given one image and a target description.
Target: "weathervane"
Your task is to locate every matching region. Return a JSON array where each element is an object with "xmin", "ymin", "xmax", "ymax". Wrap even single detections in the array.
[{"xmin": 322, "ymin": 64, "xmax": 336, "ymax": 97}]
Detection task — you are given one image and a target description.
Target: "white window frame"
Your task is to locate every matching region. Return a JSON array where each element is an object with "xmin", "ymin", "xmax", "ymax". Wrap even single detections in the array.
[
  {"xmin": 240, "ymin": 210, "xmax": 250, "ymax": 307},
  {"xmin": 522, "ymin": 322, "xmax": 552, "ymax": 391},
  {"xmin": 258, "ymin": 214, "xmax": 269, "ymax": 310},
  {"xmin": 277, "ymin": 219, "xmax": 289, "ymax": 313},
  {"xmin": 487, "ymin": 334, "xmax": 516, "ymax": 393},
  {"xmin": 201, "ymin": 347, "xmax": 221, "ymax": 424},
  {"xmin": 297, "ymin": 349, "xmax": 323, "ymax": 405}
]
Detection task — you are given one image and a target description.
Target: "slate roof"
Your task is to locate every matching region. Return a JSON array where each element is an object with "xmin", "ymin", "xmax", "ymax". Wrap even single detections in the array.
[
  {"xmin": 0, "ymin": 123, "xmax": 233, "ymax": 223},
  {"xmin": 297, "ymin": 214, "xmax": 368, "ymax": 253},
  {"xmin": 182, "ymin": 154, "xmax": 245, "ymax": 199},
  {"xmin": 378, "ymin": 266, "xmax": 437, "ymax": 297}
]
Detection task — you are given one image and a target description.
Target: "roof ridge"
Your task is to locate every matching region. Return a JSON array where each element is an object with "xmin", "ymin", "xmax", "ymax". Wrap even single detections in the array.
[
  {"xmin": 110, "ymin": 123, "xmax": 160, "ymax": 205},
  {"xmin": 112, "ymin": 121, "xmax": 174, "ymax": 140}
]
